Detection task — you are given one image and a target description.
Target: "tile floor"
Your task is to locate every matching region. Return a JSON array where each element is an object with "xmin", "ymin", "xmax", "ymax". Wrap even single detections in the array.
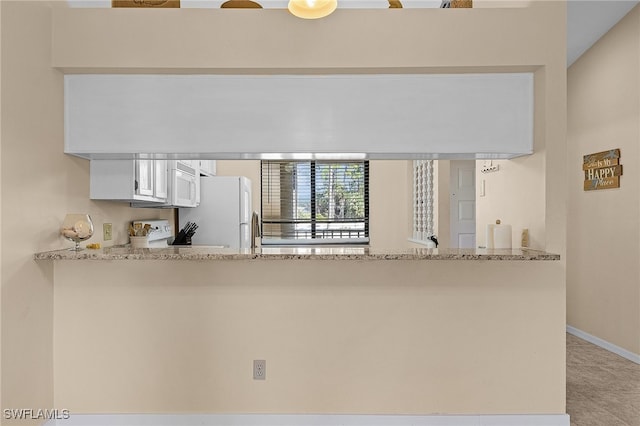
[{"xmin": 567, "ymin": 333, "xmax": 640, "ymax": 426}]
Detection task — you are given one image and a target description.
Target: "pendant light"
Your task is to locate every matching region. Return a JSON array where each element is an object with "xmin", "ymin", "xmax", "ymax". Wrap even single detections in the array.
[
  {"xmin": 220, "ymin": 0, "xmax": 262, "ymax": 8},
  {"xmin": 288, "ymin": 0, "xmax": 338, "ymax": 19}
]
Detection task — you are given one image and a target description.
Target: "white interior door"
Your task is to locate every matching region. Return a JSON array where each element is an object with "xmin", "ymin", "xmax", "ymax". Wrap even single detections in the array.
[{"xmin": 450, "ymin": 160, "xmax": 476, "ymax": 248}]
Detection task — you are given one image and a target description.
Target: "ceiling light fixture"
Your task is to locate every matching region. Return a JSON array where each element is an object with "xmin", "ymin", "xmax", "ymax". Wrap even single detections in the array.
[
  {"xmin": 220, "ymin": 0, "xmax": 262, "ymax": 8},
  {"xmin": 288, "ymin": 0, "xmax": 337, "ymax": 19}
]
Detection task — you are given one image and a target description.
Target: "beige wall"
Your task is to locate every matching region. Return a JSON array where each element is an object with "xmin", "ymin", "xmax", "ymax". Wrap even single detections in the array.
[
  {"xmin": 0, "ymin": 0, "xmax": 567, "ymax": 419},
  {"xmin": 216, "ymin": 160, "xmax": 412, "ymax": 249},
  {"xmin": 369, "ymin": 161, "xmax": 412, "ymax": 249},
  {"xmin": 52, "ymin": 6, "xmax": 560, "ymax": 72},
  {"xmin": 0, "ymin": 0, "xmax": 3, "ymax": 411},
  {"xmin": 475, "ymin": 152, "xmax": 546, "ymax": 250},
  {"xmin": 53, "ymin": 259, "xmax": 566, "ymax": 415},
  {"xmin": 0, "ymin": 2, "xmax": 172, "ymax": 421},
  {"xmin": 567, "ymin": 5, "xmax": 640, "ymax": 355},
  {"xmin": 46, "ymin": 1, "xmax": 567, "ymax": 413}
]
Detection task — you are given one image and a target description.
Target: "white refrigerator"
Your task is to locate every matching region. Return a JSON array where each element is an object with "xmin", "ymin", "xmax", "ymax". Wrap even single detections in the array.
[{"xmin": 179, "ymin": 176, "xmax": 252, "ymax": 249}]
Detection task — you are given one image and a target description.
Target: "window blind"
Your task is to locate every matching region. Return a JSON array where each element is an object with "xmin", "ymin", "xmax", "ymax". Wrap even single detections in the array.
[{"xmin": 261, "ymin": 161, "xmax": 369, "ymax": 244}]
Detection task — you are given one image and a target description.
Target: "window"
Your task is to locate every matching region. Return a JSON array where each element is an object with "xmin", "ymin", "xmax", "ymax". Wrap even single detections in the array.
[
  {"xmin": 412, "ymin": 160, "xmax": 435, "ymax": 243},
  {"xmin": 261, "ymin": 160, "xmax": 369, "ymax": 245}
]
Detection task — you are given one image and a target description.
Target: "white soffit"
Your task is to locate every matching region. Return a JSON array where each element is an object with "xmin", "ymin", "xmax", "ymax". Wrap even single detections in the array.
[{"xmin": 64, "ymin": 73, "xmax": 534, "ymax": 159}]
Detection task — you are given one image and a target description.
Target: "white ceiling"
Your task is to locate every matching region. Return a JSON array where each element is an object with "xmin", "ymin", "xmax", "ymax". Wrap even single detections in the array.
[
  {"xmin": 568, "ymin": 0, "xmax": 639, "ymax": 66},
  {"xmin": 67, "ymin": 0, "xmax": 640, "ymax": 67}
]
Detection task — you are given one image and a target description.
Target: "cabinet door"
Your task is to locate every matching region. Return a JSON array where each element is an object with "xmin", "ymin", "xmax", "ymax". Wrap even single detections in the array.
[
  {"xmin": 154, "ymin": 160, "xmax": 168, "ymax": 200},
  {"xmin": 199, "ymin": 160, "xmax": 217, "ymax": 176},
  {"xmin": 135, "ymin": 160, "xmax": 154, "ymax": 196}
]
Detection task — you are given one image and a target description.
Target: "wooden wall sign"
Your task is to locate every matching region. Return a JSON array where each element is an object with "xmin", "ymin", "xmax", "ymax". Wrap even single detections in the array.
[
  {"xmin": 583, "ymin": 149, "xmax": 622, "ymax": 191},
  {"xmin": 112, "ymin": 0, "xmax": 180, "ymax": 7}
]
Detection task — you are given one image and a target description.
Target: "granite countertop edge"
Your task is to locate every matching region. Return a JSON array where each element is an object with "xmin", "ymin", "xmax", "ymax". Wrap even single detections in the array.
[{"xmin": 33, "ymin": 247, "xmax": 561, "ymax": 261}]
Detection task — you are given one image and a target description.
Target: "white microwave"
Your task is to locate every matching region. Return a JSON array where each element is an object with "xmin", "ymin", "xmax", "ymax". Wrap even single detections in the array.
[{"xmin": 168, "ymin": 160, "xmax": 199, "ymax": 208}]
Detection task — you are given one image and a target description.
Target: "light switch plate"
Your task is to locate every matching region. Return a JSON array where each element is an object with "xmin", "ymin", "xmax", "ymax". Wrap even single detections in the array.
[{"xmin": 103, "ymin": 223, "xmax": 113, "ymax": 241}]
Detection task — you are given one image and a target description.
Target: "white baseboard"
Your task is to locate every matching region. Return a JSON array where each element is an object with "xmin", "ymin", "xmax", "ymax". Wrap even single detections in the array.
[
  {"xmin": 45, "ymin": 414, "xmax": 570, "ymax": 426},
  {"xmin": 567, "ymin": 325, "xmax": 640, "ymax": 364}
]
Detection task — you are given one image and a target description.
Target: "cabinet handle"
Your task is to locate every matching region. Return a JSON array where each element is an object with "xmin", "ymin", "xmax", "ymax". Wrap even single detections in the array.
[{"xmin": 134, "ymin": 180, "xmax": 139, "ymax": 191}]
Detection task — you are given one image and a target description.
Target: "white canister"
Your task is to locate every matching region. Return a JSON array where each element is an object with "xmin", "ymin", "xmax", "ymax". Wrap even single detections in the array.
[
  {"xmin": 487, "ymin": 220, "xmax": 512, "ymax": 249},
  {"xmin": 130, "ymin": 236, "xmax": 149, "ymax": 248},
  {"xmin": 493, "ymin": 223, "xmax": 512, "ymax": 249}
]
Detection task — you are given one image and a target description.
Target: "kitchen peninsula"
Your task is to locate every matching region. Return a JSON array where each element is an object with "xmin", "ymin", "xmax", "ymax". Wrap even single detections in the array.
[
  {"xmin": 37, "ymin": 247, "xmax": 565, "ymax": 420},
  {"xmin": 35, "ymin": 246, "xmax": 560, "ymax": 261}
]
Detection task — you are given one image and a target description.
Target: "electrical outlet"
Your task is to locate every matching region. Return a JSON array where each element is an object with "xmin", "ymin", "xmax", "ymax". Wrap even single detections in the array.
[
  {"xmin": 103, "ymin": 223, "xmax": 113, "ymax": 241},
  {"xmin": 253, "ymin": 360, "xmax": 266, "ymax": 380},
  {"xmin": 481, "ymin": 164, "xmax": 500, "ymax": 174}
]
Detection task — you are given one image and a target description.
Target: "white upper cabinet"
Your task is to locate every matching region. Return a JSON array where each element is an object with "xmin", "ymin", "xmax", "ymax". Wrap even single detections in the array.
[
  {"xmin": 90, "ymin": 159, "xmax": 168, "ymax": 203},
  {"xmin": 199, "ymin": 160, "xmax": 217, "ymax": 177},
  {"xmin": 65, "ymin": 73, "xmax": 534, "ymax": 160}
]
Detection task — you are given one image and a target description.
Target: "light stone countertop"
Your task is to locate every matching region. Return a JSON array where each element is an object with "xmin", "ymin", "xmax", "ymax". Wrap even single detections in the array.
[{"xmin": 34, "ymin": 246, "xmax": 560, "ymax": 261}]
